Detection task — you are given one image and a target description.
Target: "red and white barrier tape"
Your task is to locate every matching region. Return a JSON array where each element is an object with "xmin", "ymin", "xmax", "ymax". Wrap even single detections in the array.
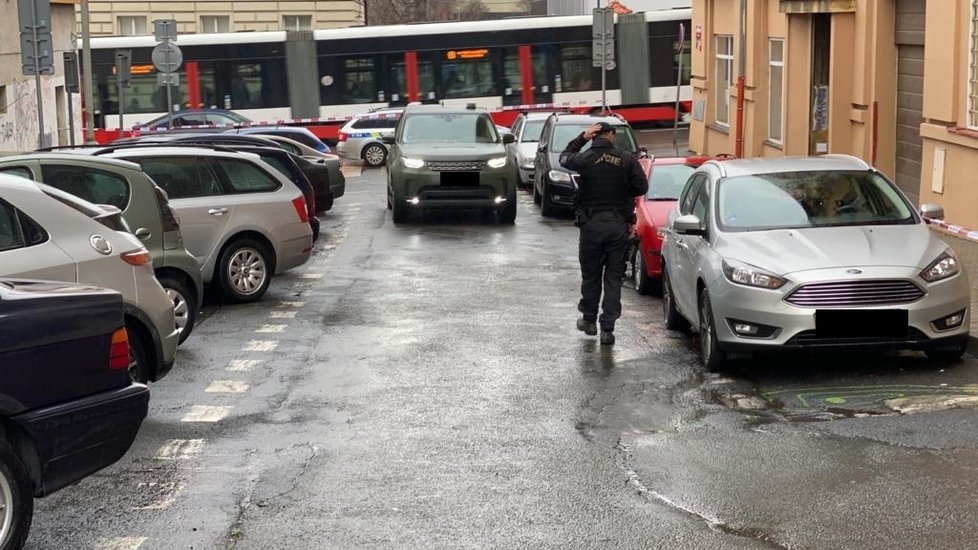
[{"xmin": 925, "ymin": 218, "xmax": 978, "ymax": 242}]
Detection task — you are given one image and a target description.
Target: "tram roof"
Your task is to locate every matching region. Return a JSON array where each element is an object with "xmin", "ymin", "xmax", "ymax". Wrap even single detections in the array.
[{"xmin": 90, "ymin": 8, "xmax": 690, "ymax": 49}]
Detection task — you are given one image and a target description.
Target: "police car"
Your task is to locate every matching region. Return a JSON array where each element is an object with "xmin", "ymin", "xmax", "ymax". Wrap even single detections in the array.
[{"xmin": 336, "ymin": 108, "xmax": 403, "ymax": 167}]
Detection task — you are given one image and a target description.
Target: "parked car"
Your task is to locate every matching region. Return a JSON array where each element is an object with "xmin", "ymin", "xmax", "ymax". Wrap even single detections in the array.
[
  {"xmin": 0, "ymin": 279, "xmax": 149, "ymax": 550},
  {"xmin": 133, "ymin": 108, "xmax": 250, "ymax": 131},
  {"xmin": 92, "ymin": 147, "xmax": 314, "ymax": 303},
  {"xmin": 0, "ymin": 153, "xmax": 203, "ymax": 343},
  {"xmin": 532, "ymin": 113, "xmax": 643, "ymax": 217},
  {"xmin": 0, "ymin": 176, "xmax": 179, "ymax": 382},
  {"xmin": 227, "ymin": 126, "xmax": 331, "ymax": 153},
  {"xmin": 631, "ymin": 155, "xmax": 712, "ymax": 295},
  {"xmin": 383, "ymin": 104, "xmax": 518, "ymax": 224},
  {"xmin": 102, "ymin": 134, "xmax": 341, "ymax": 214},
  {"xmin": 508, "ymin": 112, "xmax": 552, "ymax": 188},
  {"xmin": 661, "ymin": 155, "xmax": 971, "ymax": 371},
  {"xmin": 336, "ymin": 108, "xmax": 402, "ymax": 167}
]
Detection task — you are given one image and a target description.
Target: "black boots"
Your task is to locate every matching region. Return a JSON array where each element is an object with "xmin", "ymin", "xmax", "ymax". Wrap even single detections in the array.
[{"xmin": 576, "ymin": 318, "xmax": 597, "ymax": 336}]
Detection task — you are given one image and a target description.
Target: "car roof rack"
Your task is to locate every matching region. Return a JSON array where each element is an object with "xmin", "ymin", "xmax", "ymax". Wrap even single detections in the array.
[{"xmin": 90, "ymin": 142, "xmax": 241, "ymax": 156}]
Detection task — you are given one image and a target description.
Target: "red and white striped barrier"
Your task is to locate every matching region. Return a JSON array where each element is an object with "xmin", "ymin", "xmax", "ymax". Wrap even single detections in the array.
[{"xmin": 925, "ymin": 218, "xmax": 978, "ymax": 242}]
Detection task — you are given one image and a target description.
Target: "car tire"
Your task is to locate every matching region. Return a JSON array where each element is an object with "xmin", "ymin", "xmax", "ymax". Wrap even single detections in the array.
[
  {"xmin": 540, "ymin": 183, "xmax": 556, "ymax": 217},
  {"xmin": 127, "ymin": 324, "xmax": 152, "ymax": 384},
  {"xmin": 532, "ymin": 182, "xmax": 542, "ymax": 205},
  {"xmin": 392, "ymin": 200, "xmax": 410, "ymax": 224},
  {"xmin": 698, "ymin": 289, "xmax": 727, "ymax": 372},
  {"xmin": 217, "ymin": 238, "xmax": 272, "ymax": 304},
  {"xmin": 633, "ymin": 246, "xmax": 658, "ymax": 296},
  {"xmin": 925, "ymin": 341, "xmax": 968, "ymax": 362},
  {"xmin": 498, "ymin": 189, "xmax": 517, "ymax": 224},
  {"xmin": 157, "ymin": 275, "xmax": 197, "ymax": 345},
  {"xmin": 362, "ymin": 143, "xmax": 388, "ymax": 167},
  {"xmin": 662, "ymin": 265, "xmax": 689, "ymax": 332},
  {"xmin": 0, "ymin": 441, "xmax": 33, "ymax": 550}
]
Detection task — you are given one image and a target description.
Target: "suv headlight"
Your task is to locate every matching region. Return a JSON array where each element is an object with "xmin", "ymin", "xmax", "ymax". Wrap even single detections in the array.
[
  {"xmin": 548, "ymin": 170, "xmax": 572, "ymax": 183},
  {"xmin": 487, "ymin": 156, "xmax": 507, "ymax": 168},
  {"xmin": 721, "ymin": 259, "xmax": 787, "ymax": 289},
  {"xmin": 920, "ymin": 249, "xmax": 960, "ymax": 282},
  {"xmin": 402, "ymin": 157, "xmax": 425, "ymax": 169}
]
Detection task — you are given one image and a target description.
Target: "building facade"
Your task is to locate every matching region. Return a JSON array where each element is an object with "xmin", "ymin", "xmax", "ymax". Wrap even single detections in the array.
[
  {"xmin": 2, "ymin": 0, "xmax": 79, "ymax": 151},
  {"xmin": 690, "ymin": 0, "xmax": 978, "ymax": 229}
]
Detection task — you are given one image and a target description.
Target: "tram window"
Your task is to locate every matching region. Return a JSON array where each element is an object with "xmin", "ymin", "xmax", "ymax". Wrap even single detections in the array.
[
  {"xmin": 343, "ymin": 58, "xmax": 376, "ymax": 104},
  {"xmin": 221, "ymin": 60, "xmax": 288, "ymax": 110},
  {"xmin": 388, "ymin": 58, "xmax": 435, "ymax": 103},
  {"xmin": 502, "ymin": 48, "xmax": 522, "ymax": 100},
  {"xmin": 560, "ymin": 45, "xmax": 596, "ymax": 92},
  {"xmin": 440, "ymin": 56, "xmax": 494, "ymax": 99}
]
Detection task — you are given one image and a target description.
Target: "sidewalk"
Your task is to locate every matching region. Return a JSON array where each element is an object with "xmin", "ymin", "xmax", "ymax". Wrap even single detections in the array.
[{"xmin": 932, "ymin": 228, "xmax": 978, "ymax": 349}]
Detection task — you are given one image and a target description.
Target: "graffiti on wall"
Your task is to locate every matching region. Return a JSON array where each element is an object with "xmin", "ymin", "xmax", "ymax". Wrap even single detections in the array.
[{"xmin": 0, "ymin": 79, "xmax": 69, "ymax": 152}]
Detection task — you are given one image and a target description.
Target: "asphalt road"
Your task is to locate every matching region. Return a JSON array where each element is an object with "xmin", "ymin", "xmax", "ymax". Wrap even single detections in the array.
[{"xmin": 25, "ymin": 153, "xmax": 978, "ymax": 550}]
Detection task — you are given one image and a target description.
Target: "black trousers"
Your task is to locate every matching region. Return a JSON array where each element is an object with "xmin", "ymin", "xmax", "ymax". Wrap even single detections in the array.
[{"xmin": 577, "ymin": 210, "xmax": 630, "ymax": 332}]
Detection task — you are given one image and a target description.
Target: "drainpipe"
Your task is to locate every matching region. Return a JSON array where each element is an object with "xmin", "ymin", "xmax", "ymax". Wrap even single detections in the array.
[{"xmin": 735, "ymin": 0, "xmax": 747, "ymax": 158}]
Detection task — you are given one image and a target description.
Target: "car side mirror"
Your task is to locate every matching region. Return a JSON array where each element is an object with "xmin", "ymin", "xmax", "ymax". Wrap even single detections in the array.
[
  {"xmin": 639, "ymin": 146, "xmax": 649, "ymax": 159},
  {"xmin": 673, "ymin": 214, "xmax": 705, "ymax": 236},
  {"xmin": 381, "ymin": 135, "xmax": 395, "ymax": 145},
  {"xmin": 537, "ymin": 144, "xmax": 548, "ymax": 153},
  {"xmin": 920, "ymin": 203, "xmax": 944, "ymax": 221},
  {"xmin": 503, "ymin": 133, "xmax": 516, "ymax": 144}
]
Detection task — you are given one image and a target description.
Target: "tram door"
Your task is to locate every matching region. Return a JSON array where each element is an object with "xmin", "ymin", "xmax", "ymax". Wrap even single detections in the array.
[
  {"xmin": 502, "ymin": 46, "xmax": 554, "ymax": 106},
  {"xmin": 388, "ymin": 52, "xmax": 437, "ymax": 105}
]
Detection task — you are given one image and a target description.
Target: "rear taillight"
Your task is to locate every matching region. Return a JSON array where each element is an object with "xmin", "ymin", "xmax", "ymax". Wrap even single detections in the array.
[
  {"xmin": 292, "ymin": 196, "xmax": 310, "ymax": 223},
  {"xmin": 121, "ymin": 248, "xmax": 152, "ymax": 266},
  {"xmin": 110, "ymin": 327, "xmax": 130, "ymax": 371},
  {"xmin": 338, "ymin": 132, "xmax": 348, "ymax": 142}
]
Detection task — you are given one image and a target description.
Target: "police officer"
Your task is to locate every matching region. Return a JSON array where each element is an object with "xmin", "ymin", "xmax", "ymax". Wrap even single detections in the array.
[{"xmin": 560, "ymin": 122, "xmax": 648, "ymax": 345}]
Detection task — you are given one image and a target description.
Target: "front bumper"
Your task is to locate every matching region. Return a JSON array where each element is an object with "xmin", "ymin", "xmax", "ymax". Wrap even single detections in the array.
[
  {"xmin": 706, "ymin": 266, "xmax": 971, "ymax": 353},
  {"xmin": 14, "ymin": 383, "xmax": 149, "ymax": 496},
  {"xmin": 391, "ymin": 166, "xmax": 514, "ymax": 211},
  {"xmin": 543, "ymin": 178, "xmax": 575, "ymax": 207},
  {"xmin": 517, "ymin": 164, "xmax": 534, "ymax": 186}
]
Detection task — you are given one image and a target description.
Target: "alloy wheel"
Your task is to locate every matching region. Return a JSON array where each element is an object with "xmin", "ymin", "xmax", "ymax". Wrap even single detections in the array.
[
  {"xmin": 364, "ymin": 144, "xmax": 387, "ymax": 167},
  {"xmin": 166, "ymin": 287, "xmax": 190, "ymax": 337},
  {"xmin": 228, "ymin": 247, "xmax": 267, "ymax": 296},
  {"xmin": 699, "ymin": 296, "xmax": 713, "ymax": 363},
  {"xmin": 0, "ymin": 467, "xmax": 14, "ymax": 546}
]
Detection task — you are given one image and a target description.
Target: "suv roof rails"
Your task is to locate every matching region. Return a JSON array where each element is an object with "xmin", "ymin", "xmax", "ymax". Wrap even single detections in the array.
[
  {"xmin": 91, "ymin": 142, "xmax": 241, "ymax": 156},
  {"xmin": 35, "ymin": 144, "xmax": 103, "ymax": 152}
]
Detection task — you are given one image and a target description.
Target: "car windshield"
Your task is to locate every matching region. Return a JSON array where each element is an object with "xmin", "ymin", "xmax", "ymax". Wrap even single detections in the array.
[
  {"xmin": 521, "ymin": 121, "xmax": 545, "ymax": 143},
  {"xmin": 647, "ymin": 164, "xmax": 695, "ymax": 200},
  {"xmin": 551, "ymin": 124, "xmax": 637, "ymax": 153},
  {"xmin": 717, "ymin": 170, "xmax": 915, "ymax": 231},
  {"xmin": 400, "ymin": 114, "xmax": 499, "ymax": 144}
]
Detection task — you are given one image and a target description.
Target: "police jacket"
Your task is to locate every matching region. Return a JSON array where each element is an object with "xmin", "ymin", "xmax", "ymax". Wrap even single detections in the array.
[{"xmin": 559, "ymin": 134, "xmax": 648, "ymax": 216}]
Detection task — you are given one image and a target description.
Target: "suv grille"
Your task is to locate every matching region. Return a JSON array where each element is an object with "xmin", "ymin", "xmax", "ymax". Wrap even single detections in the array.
[
  {"xmin": 427, "ymin": 160, "xmax": 486, "ymax": 172},
  {"xmin": 785, "ymin": 280, "xmax": 925, "ymax": 307}
]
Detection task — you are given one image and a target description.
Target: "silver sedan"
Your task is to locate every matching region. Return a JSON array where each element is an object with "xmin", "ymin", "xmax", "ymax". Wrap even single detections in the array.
[{"xmin": 661, "ymin": 155, "xmax": 971, "ymax": 371}]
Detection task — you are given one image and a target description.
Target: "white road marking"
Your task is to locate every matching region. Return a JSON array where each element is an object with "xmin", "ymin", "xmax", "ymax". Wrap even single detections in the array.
[
  {"xmin": 255, "ymin": 324, "xmax": 287, "ymax": 333},
  {"xmin": 279, "ymin": 301, "xmax": 306, "ymax": 308},
  {"xmin": 269, "ymin": 310, "xmax": 297, "ymax": 319},
  {"xmin": 243, "ymin": 340, "xmax": 278, "ymax": 352},
  {"xmin": 300, "ymin": 273, "xmax": 324, "ymax": 279},
  {"xmin": 205, "ymin": 380, "xmax": 251, "ymax": 394},
  {"xmin": 155, "ymin": 439, "xmax": 204, "ymax": 460},
  {"xmin": 95, "ymin": 537, "xmax": 147, "ymax": 550},
  {"xmin": 133, "ymin": 482, "xmax": 184, "ymax": 510},
  {"xmin": 228, "ymin": 358, "xmax": 263, "ymax": 372},
  {"xmin": 181, "ymin": 405, "xmax": 232, "ymax": 423}
]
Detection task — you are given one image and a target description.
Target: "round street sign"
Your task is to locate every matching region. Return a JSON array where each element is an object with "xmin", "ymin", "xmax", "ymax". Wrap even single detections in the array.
[{"xmin": 151, "ymin": 42, "xmax": 183, "ymax": 73}]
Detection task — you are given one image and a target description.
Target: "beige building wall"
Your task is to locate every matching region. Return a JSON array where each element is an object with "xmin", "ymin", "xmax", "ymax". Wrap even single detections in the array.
[
  {"xmin": 1, "ymin": 0, "xmax": 79, "ymax": 151},
  {"xmin": 690, "ymin": 0, "xmax": 899, "ymax": 183},
  {"xmin": 918, "ymin": 0, "xmax": 978, "ymax": 229},
  {"xmin": 78, "ymin": 0, "xmax": 363, "ymax": 35}
]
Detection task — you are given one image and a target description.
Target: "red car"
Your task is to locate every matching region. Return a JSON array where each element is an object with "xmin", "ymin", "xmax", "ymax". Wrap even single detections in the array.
[{"xmin": 631, "ymin": 155, "xmax": 711, "ymax": 294}]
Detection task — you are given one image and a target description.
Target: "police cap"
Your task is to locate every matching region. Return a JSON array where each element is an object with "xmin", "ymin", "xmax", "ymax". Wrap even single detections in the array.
[{"xmin": 596, "ymin": 122, "xmax": 617, "ymax": 135}]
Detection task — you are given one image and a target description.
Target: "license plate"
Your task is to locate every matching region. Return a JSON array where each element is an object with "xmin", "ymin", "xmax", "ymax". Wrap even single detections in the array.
[{"xmin": 815, "ymin": 309, "xmax": 909, "ymax": 338}]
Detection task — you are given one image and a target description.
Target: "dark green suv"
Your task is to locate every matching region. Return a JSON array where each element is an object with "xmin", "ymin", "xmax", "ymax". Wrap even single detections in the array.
[{"xmin": 383, "ymin": 105, "xmax": 518, "ymax": 223}]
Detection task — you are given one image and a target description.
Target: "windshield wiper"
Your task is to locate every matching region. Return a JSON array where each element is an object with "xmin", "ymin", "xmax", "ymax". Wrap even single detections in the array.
[{"xmin": 648, "ymin": 197, "xmax": 679, "ymax": 201}]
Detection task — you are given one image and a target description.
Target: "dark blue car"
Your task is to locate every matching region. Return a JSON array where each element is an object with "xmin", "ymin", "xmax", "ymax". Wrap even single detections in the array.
[{"xmin": 0, "ymin": 280, "xmax": 149, "ymax": 549}]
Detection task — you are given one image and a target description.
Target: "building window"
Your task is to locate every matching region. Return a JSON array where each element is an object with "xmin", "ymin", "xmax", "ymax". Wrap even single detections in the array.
[
  {"xmin": 715, "ymin": 35, "xmax": 733, "ymax": 126},
  {"xmin": 283, "ymin": 15, "xmax": 312, "ymax": 31},
  {"xmin": 970, "ymin": 1, "xmax": 978, "ymax": 128},
  {"xmin": 0, "ymin": 86, "xmax": 6, "ymax": 114},
  {"xmin": 200, "ymin": 15, "xmax": 230, "ymax": 33},
  {"xmin": 768, "ymin": 39, "xmax": 785, "ymax": 143},
  {"xmin": 117, "ymin": 16, "xmax": 147, "ymax": 36}
]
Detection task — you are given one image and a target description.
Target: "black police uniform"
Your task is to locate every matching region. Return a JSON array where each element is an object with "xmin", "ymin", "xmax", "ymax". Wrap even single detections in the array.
[{"xmin": 559, "ymin": 128, "xmax": 648, "ymax": 336}]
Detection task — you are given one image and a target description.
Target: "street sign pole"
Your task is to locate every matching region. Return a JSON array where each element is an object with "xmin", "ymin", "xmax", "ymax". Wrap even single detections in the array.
[
  {"xmin": 592, "ymin": 8, "xmax": 614, "ymax": 114},
  {"xmin": 81, "ymin": 0, "xmax": 95, "ymax": 143},
  {"xmin": 30, "ymin": 0, "xmax": 44, "ymax": 148},
  {"xmin": 673, "ymin": 23, "xmax": 685, "ymax": 156},
  {"xmin": 153, "ymin": 20, "xmax": 179, "ymax": 129},
  {"xmin": 165, "ymin": 45, "xmax": 173, "ymax": 128},
  {"xmin": 64, "ymin": 51, "xmax": 78, "ymax": 145}
]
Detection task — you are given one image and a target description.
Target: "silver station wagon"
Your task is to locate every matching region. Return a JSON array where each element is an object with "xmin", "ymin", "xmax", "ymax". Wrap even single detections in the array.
[
  {"xmin": 661, "ymin": 155, "xmax": 971, "ymax": 371},
  {"xmin": 93, "ymin": 147, "xmax": 314, "ymax": 303}
]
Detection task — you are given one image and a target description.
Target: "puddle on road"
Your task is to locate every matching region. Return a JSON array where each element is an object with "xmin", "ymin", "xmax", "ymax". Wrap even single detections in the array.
[{"xmin": 716, "ymin": 383, "xmax": 978, "ymax": 421}]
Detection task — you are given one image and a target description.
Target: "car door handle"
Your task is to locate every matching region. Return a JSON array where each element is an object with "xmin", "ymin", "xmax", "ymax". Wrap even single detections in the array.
[
  {"xmin": 675, "ymin": 238, "xmax": 689, "ymax": 250},
  {"xmin": 208, "ymin": 208, "xmax": 228, "ymax": 216}
]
